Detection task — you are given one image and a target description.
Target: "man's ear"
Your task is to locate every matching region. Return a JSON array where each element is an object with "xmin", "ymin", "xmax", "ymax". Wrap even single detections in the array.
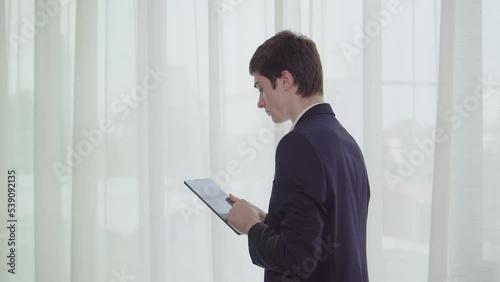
[{"xmin": 279, "ymin": 70, "xmax": 295, "ymax": 91}]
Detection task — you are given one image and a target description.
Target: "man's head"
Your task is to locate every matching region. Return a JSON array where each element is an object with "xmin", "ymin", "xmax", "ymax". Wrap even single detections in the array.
[{"xmin": 249, "ymin": 30, "xmax": 324, "ymax": 123}]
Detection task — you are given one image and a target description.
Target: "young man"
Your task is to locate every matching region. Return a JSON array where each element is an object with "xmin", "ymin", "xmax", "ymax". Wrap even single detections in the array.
[{"xmin": 227, "ymin": 30, "xmax": 370, "ymax": 282}]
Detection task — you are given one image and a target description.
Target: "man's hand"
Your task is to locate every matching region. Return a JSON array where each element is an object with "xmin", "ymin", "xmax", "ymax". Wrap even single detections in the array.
[
  {"xmin": 227, "ymin": 194, "xmax": 266, "ymax": 235},
  {"xmin": 229, "ymin": 194, "xmax": 267, "ymax": 222}
]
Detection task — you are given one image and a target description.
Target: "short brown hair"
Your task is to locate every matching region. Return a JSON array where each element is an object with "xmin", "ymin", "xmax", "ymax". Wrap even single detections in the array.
[{"xmin": 249, "ymin": 30, "xmax": 323, "ymax": 97}]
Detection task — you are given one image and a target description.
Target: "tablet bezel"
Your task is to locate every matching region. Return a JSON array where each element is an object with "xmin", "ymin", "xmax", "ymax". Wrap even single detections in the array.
[{"xmin": 183, "ymin": 178, "xmax": 242, "ymax": 235}]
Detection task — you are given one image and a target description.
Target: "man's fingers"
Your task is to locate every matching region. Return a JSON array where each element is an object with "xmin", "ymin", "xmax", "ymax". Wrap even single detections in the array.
[{"xmin": 229, "ymin": 193, "xmax": 241, "ymax": 202}]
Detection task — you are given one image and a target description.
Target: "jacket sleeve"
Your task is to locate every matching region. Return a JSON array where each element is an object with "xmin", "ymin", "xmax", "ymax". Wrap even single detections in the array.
[{"xmin": 247, "ymin": 132, "xmax": 327, "ymax": 279}]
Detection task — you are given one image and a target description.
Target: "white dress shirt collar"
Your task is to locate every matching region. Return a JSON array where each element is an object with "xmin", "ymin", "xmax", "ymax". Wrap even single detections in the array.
[{"xmin": 289, "ymin": 102, "xmax": 327, "ymax": 132}]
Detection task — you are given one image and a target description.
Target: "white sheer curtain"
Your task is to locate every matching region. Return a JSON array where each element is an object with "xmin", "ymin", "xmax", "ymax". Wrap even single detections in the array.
[
  {"xmin": 0, "ymin": 0, "xmax": 499, "ymax": 282},
  {"xmin": 429, "ymin": 1, "xmax": 500, "ymax": 282}
]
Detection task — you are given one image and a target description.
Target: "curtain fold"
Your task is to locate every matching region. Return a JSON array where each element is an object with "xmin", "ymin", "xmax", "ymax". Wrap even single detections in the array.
[
  {"xmin": 70, "ymin": 0, "xmax": 99, "ymax": 281},
  {"xmin": 430, "ymin": 0, "xmax": 486, "ymax": 281},
  {"xmin": 145, "ymin": 0, "xmax": 168, "ymax": 280},
  {"xmin": 363, "ymin": 0, "xmax": 384, "ymax": 280},
  {"xmin": 135, "ymin": 1, "xmax": 152, "ymax": 282},
  {"xmin": 33, "ymin": 0, "xmax": 65, "ymax": 280},
  {"xmin": 136, "ymin": 0, "xmax": 170, "ymax": 281},
  {"xmin": 428, "ymin": 0, "xmax": 455, "ymax": 280},
  {"xmin": 448, "ymin": 1, "xmax": 484, "ymax": 279},
  {"xmin": 208, "ymin": 0, "xmax": 225, "ymax": 281}
]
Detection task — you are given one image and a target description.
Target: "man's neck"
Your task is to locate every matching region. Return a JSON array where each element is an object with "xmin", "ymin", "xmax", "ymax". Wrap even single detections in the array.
[{"xmin": 289, "ymin": 94, "xmax": 325, "ymax": 122}]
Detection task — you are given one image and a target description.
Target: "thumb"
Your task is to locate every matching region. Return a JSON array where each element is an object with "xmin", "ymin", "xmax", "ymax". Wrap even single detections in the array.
[{"xmin": 229, "ymin": 193, "xmax": 240, "ymax": 202}]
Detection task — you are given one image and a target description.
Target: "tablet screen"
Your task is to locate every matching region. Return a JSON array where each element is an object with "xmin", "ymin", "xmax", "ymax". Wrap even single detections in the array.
[{"xmin": 184, "ymin": 178, "xmax": 241, "ymax": 235}]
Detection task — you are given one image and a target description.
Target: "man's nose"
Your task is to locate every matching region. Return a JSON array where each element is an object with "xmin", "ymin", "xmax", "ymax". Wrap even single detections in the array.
[{"xmin": 257, "ymin": 94, "xmax": 265, "ymax": 108}]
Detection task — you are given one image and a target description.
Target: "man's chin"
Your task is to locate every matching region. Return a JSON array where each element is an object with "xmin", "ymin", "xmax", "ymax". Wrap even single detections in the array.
[{"xmin": 270, "ymin": 116, "xmax": 286, "ymax": 124}]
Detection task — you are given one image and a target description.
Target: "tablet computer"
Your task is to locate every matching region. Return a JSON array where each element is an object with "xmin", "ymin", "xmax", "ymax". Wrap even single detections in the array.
[{"xmin": 183, "ymin": 178, "xmax": 241, "ymax": 235}]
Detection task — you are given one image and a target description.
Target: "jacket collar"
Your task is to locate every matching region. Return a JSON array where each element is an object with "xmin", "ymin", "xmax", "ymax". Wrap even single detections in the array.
[{"xmin": 294, "ymin": 103, "xmax": 335, "ymax": 128}]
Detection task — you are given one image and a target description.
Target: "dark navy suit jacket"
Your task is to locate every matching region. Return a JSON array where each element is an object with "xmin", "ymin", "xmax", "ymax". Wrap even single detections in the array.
[{"xmin": 248, "ymin": 104, "xmax": 370, "ymax": 282}]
